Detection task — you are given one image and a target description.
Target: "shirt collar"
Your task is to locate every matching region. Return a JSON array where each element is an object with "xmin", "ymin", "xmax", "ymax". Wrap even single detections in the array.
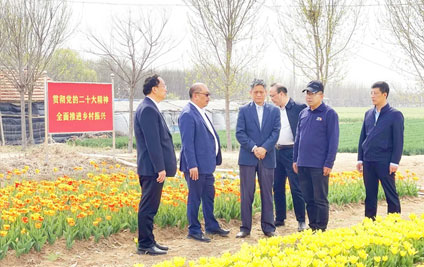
[
  {"xmin": 189, "ymin": 100, "xmax": 205, "ymax": 115},
  {"xmin": 254, "ymin": 102, "xmax": 264, "ymax": 109},
  {"xmin": 146, "ymin": 96, "xmax": 160, "ymax": 110},
  {"xmin": 309, "ymin": 102, "xmax": 325, "ymax": 112}
]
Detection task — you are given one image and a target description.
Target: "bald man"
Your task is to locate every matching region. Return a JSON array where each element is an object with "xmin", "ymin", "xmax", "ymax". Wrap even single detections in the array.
[{"xmin": 178, "ymin": 83, "xmax": 230, "ymax": 243}]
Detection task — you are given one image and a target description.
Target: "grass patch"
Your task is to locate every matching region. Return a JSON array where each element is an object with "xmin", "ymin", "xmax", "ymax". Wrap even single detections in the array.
[{"xmin": 68, "ymin": 107, "xmax": 424, "ymax": 155}]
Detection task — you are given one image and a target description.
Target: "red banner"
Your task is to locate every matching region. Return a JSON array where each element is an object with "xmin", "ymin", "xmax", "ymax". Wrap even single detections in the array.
[{"xmin": 47, "ymin": 82, "xmax": 113, "ymax": 133}]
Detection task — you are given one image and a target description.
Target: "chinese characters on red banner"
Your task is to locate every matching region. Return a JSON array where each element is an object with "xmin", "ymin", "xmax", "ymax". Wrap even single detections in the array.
[{"xmin": 47, "ymin": 82, "xmax": 113, "ymax": 133}]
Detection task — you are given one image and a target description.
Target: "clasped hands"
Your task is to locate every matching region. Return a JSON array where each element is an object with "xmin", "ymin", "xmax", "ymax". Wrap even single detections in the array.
[{"xmin": 253, "ymin": 147, "xmax": 267, "ymax": 160}]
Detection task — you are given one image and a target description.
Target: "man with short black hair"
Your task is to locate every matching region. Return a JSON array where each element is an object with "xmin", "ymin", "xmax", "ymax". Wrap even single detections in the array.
[
  {"xmin": 235, "ymin": 78, "xmax": 281, "ymax": 238},
  {"xmin": 293, "ymin": 80, "xmax": 339, "ymax": 232},
  {"xmin": 269, "ymin": 83, "xmax": 307, "ymax": 232},
  {"xmin": 357, "ymin": 81, "xmax": 404, "ymax": 219},
  {"xmin": 134, "ymin": 74, "xmax": 177, "ymax": 255}
]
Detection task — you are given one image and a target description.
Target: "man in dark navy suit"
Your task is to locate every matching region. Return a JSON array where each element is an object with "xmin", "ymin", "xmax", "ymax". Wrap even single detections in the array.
[
  {"xmin": 134, "ymin": 74, "xmax": 177, "ymax": 255},
  {"xmin": 269, "ymin": 83, "xmax": 307, "ymax": 232},
  {"xmin": 357, "ymin": 81, "xmax": 404, "ymax": 219},
  {"xmin": 235, "ymin": 79, "xmax": 281, "ymax": 238},
  {"xmin": 179, "ymin": 83, "xmax": 230, "ymax": 243}
]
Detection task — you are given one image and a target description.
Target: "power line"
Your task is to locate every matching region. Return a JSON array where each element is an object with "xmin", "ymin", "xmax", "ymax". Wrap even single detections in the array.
[{"xmin": 63, "ymin": 0, "xmax": 424, "ymax": 8}]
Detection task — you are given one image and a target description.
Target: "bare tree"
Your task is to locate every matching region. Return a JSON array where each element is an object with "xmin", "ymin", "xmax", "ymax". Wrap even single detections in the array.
[
  {"xmin": 385, "ymin": 0, "xmax": 424, "ymax": 86},
  {"xmin": 88, "ymin": 10, "xmax": 173, "ymax": 153},
  {"xmin": 185, "ymin": 0, "xmax": 265, "ymax": 151},
  {"xmin": 275, "ymin": 0, "xmax": 361, "ymax": 87},
  {"xmin": 0, "ymin": 0, "xmax": 70, "ymax": 147}
]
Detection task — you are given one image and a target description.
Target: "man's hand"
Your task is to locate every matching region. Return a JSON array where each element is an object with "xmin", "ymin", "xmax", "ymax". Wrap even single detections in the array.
[
  {"xmin": 253, "ymin": 147, "xmax": 262, "ymax": 159},
  {"xmin": 293, "ymin": 162, "xmax": 298, "ymax": 174},
  {"xmin": 356, "ymin": 162, "xmax": 363, "ymax": 173},
  {"xmin": 189, "ymin": 167, "xmax": 199, "ymax": 180},
  {"xmin": 323, "ymin": 167, "xmax": 332, "ymax": 176},
  {"xmin": 389, "ymin": 164, "xmax": 398, "ymax": 175},
  {"xmin": 157, "ymin": 170, "xmax": 166, "ymax": 183},
  {"xmin": 254, "ymin": 147, "xmax": 267, "ymax": 160}
]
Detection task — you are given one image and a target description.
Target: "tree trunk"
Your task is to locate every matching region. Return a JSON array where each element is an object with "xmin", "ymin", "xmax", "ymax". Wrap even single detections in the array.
[
  {"xmin": 225, "ymin": 39, "xmax": 233, "ymax": 152},
  {"xmin": 20, "ymin": 90, "xmax": 27, "ymax": 149},
  {"xmin": 28, "ymin": 92, "xmax": 34, "ymax": 145},
  {"xmin": 127, "ymin": 86, "xmax": 134, "ymax": 153},
  {"xmin": 225, "ymin": 92, "xmax": 231, "ymax": 151}
]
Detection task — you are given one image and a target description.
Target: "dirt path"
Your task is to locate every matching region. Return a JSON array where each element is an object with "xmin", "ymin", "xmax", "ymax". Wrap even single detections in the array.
[{"xmin": 1, "ymin": 145, "xmax": 424, "ymax": 267}]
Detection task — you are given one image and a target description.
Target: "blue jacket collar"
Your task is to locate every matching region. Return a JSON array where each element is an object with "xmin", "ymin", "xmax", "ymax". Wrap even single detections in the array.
[
  {"xmin": 374, "ymin": 103, "xmax": 391, "ymax": 114},
  {"xmin": 309, "ymin": 102, "xmax": 326, "ymax": 112}
]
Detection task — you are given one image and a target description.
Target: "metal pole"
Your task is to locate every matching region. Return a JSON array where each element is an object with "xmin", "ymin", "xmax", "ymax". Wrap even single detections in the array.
[
  {"xmin": 111, "ymin": 73, "xmax": 116, "ymax": 150},
  {"xmin": 0, "ymin": 112, "xmax": 4, "ymax": 146},
  {"xmin": 43, "ymin": 71, "xmax": 48, "ymax": 145}
]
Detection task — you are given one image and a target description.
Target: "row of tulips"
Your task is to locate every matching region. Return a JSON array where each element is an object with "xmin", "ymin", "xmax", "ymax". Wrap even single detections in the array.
[
  {"xmin": 0, "ymin": 163, "xmax": 420, "ymax": 259},
  {"xmin": 148, "ymin": 213, "xmax": 424, "ymax": 267}
]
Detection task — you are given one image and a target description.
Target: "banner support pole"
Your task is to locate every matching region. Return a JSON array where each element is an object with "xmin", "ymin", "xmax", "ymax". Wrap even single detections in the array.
[
  {"xmin": 43, "ymin": 71, "xmax": 48, "ymax": 146},
  {"xmin": 111, "ymin": 73, "xmax": 116, "ymax": 150}
]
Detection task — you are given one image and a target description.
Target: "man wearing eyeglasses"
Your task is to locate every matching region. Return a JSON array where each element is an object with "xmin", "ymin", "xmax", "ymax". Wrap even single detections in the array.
[
  {"xmin": 134, "ymin": 75, "xmax": 177, "ymax": 255},
  {"xmin": 269, "ymin": 83, "xmax": 307, "ymax": 232},
  {"xmin": 292, "ymin": 80, "xmax": 339, "ymax": 232},
  {"xmin": 179, "ymin": 83, "xmax": 230, "ymax": 243}
]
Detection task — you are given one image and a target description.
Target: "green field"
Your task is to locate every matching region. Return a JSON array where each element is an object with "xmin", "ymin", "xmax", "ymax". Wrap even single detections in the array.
[{"xmin": 68, "ymin": 107, "xmax": 424, "ymax": 155}]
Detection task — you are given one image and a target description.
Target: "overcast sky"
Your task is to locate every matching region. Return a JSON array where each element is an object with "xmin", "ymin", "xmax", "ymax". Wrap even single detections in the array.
[{"xmin": 66, "ymin": 0, "xmax": 419, "ymax": 92}]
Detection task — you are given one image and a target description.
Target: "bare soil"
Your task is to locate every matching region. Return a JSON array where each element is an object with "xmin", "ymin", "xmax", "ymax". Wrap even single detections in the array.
[{"xmin": 1, "ymin": 145, "xmax": 423, "ymax": 267}]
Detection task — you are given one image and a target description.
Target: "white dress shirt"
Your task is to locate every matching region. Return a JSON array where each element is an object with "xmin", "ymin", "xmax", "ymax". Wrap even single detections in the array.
[
  {"xmin": 277, "ymin": 107, "xmax": 294, "ymax": 145},
  {"xmin": 190, "ymin": 101, "xmax": 219, "ymax": 156},
  {"xmin": 146, "ymin": 96, "xmax": 160, "ymax": 110},
  {"xmin": 255, "ymin": 103, "xmax": 264, "ymax": 130}
]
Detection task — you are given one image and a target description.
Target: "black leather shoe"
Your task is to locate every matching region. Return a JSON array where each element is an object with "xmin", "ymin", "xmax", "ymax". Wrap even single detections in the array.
[
  {"xmin": 235, "ymin": 231, "xmax": 250, "ymax": 238},
  {"xmin": 275, "ymin": 220, "xmax": 285, "ymax": 227},
  {"xmin": 206, "ymin": 228, "xmax": 230, "ymax": 237},
  {"xmin": 137, "ymin": 245, "xmax": 167, "ymax": 255},
  {"xmin": 155, "ymin": 242, "xmax": 168, "ymax": 251},
  {"xmin": 187, "ymin": 233, "xmax": 211, "ymax": 243},
  {"xmin": 264, "ymin": 231, "xmax": 276, "ymax": 237}
]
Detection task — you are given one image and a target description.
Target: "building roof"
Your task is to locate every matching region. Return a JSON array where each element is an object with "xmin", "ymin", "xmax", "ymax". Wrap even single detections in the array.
[{"xmin": 0, "ymin": 69, "xmax": 46, "ymax": 103}]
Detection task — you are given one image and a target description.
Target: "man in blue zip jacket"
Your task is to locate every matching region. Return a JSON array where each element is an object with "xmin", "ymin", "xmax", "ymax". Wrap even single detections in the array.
[
  {"xmin": 293, "ymin": 80, "xmax": 339, "ymax": 232},
  {"xmin": 356, "ymin": 81, "xmax": 404, "ymax": 219}
]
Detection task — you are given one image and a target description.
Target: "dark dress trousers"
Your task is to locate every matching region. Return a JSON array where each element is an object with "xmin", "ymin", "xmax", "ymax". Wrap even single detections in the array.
[
  {"xmin": 134, "ymin": 97, "xmax": 177, "ymax": 249},
  {"xmin": 294, "ymin": 103, "xmax": 339, "ymax": 231},
  {"xmin": 358, "ymin": 103, "xmax": 404, "ymax": 219},
  {"xmin": 179, "ymin": 103, "xmax": 222, "ymax": 235},
  {"xmin": 274, "ymin": 98, "xmax": 307, "ymax": 223},
  {"xmin": 236, "ymin": 102, "xmax": 280, "ymax": 234}
]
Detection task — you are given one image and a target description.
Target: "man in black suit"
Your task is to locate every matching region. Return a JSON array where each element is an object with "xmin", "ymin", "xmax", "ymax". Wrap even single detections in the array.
[
  {"xmin": 269, "ymin": 83, "xmax": 307, "ymax": 232},
  {"xmin": 134, "ymin": 74, "xmax": 177, "ymax": 255}
]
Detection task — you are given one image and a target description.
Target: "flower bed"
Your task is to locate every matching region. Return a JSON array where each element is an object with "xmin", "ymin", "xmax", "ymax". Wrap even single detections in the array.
[
  {"xmin": 150, "ymin": 213, "xmax": 424, "ymax": 267},
  {"xmin": 0, "ymin": 163, "xmax": 420, "ymax": 259}
]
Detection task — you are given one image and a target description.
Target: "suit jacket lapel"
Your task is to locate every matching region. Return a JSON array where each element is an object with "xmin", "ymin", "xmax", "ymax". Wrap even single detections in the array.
[
  {"xmin": 190, "ymin": 103, "xmax": 215, "ymax": 138},
  {"xmin": 249, "ymin": 102, "xmax": 261, "ymax": 131},
  {"xmin": 205, "ymin": 113, "xmax": 220, "ymax": 145},
  {"xmin": 145, "ymin": 97, "xmax": 171, "ymax": 135},
  {"xmin": 261, "ymin": 103, "xmax": 270, "ymax": 130}
]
